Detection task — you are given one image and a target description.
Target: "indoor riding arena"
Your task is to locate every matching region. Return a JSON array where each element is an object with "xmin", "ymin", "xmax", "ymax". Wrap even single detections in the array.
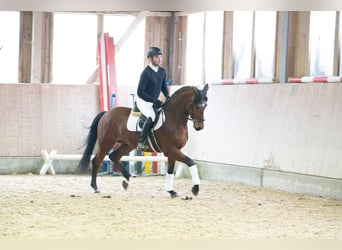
[{"xmin": 1, "ymin": 7, "xmax": 341, "ymax": 240}]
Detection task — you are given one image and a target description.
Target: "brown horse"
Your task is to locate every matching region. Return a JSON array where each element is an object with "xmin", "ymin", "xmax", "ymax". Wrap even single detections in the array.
[{"xmin": 78, "ymin": 84, "xmax": 209, "ymax": 197}]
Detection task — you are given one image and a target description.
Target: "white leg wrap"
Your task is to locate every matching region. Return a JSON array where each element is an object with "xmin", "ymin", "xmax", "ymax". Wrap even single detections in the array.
[
  {"xmin": 165, "ymin": 173, "xmax": 174, "ymax": 191},
  {"xmin": 189, "ymin": 165, "xmax": 201, "ymax": 185}
]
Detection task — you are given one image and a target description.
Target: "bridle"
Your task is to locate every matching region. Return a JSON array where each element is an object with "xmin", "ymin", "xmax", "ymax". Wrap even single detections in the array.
[
  {"xmin": 164, "ymin": 87, "xmax": 207, "ymax": 123},
  {"xmin": 188, "ymin": 100, "xmax": 206, "ymax": 122}
]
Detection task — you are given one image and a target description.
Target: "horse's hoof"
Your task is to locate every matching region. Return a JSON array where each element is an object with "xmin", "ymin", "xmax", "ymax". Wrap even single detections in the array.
[
  {"xmin": 94, "ymin": 189, "xmax": 101, "ymax": 193},
  {"xmin": 168, "ymin": 190, "xmax": 179, "ymax": 198},
  {"xmin": 122, "ymin": 180, "xmax": 129, "ymax": 190},
  {"xmin": 192, "ymin": 185, "xmax": 199, "ymax": 196}
]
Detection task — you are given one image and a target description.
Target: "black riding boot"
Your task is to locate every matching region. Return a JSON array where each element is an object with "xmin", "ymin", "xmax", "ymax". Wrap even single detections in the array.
[{"xmin": 137, "ymin": 117, "xmax": 153, "ymax": 150}]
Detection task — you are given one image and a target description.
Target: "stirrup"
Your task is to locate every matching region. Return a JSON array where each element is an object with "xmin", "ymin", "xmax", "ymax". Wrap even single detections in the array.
[{"xmin": 137, "ymin": 141, "xmax": 147, "ymax": 151}]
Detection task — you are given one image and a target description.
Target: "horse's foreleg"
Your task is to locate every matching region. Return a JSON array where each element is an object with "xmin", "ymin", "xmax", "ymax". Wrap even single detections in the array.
[
  {"xmin": 171, "ymin": 151, "xmax": 200, "ymax": 196},
  {"xmin": 165, "ymin": 159, "xmax": 178, "ymax": 198},
  {"xmin": 189, "ymin": 163, "xmax": 200, "ymax": 196},
  {"xmin": 91, "ymin": 151, "xmax": 107, "ymax": 193}
]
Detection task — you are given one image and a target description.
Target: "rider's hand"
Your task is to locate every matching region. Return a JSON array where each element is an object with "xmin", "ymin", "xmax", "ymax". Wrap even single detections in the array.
[{"xmin": 153, "ymin": 100, "xmax": 163, "ymax": 109}]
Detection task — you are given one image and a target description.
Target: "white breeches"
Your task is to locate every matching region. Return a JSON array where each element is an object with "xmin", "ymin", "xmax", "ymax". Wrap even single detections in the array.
[{"xmin": 136, "ymin": 97, "xmax": 156, "ymax": 121}]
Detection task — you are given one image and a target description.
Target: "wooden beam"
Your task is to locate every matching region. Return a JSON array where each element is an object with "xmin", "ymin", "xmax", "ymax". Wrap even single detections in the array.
[
  {"xmin": 61, "ymin": 11, "xmax": 172, "ymax": 17},
  {"xmin": 175, "ymin": 11, "xmax": 201, "ymax": 17},
  {"xmin": 86, "ymin": 66, "xmax": 98, "ymax": 84},
  {"xmin": 145, "ymin": 15, "xmax": 171, "ymax": 78},
  {"xmin": 31, "ymin": 12, "xmax": 53, "ymax": 83},
  {"xmin": 115, "ymin": 11, "xmax": 148, "ymax": 54},
  {"xmin": 274, "ymin": 11, "xmax": 289, "ymax": 83},
  {"xmin": 168, "ymin": 12, "xmax": 175, "ymax": 82},
  {"xmin": 171, "ymin": 16, "xmax": 187, "ymax": 85},
  {"xmin": 42, "ymin": 13, "xmax": 53, "ymax": 83},
  {"xmin": 97, "ymin": 14, "xmax": 104, "ymax": 38},
  {"xmin": 85, "ymin": 14, "xmax": 103, "ymax": 84},
  {"xmin": 333, "ymin": 11, "xmax": 340, "ymax": 75},
  {"xmin": 295, "ymin": 11, "xmax": 310, "ymax": 76},
  {"xmin": 18, "ymin": 11, "xmax": 33, "ymax": 83},
  {"xmin": 286, "ymin": 11, "xmax": 310, "ymax": 78},
  {"xmin": 87, "ymin": 12, "xmax": 147, "ymax": 84},
  {"xmin": 222, "ymin": 11, "xmax": 234, "ymax": 79}
]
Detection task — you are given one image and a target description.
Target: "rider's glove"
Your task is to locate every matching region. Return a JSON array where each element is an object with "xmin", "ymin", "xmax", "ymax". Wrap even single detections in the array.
[{"xmin": 153, "ymin": 100, "xmax": 163, "ymax": 109}]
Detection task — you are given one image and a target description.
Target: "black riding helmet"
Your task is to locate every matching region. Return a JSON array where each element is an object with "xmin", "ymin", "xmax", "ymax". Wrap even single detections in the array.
[{"xmin": 147, "ymin": 47, "xmax": 162, "ymax": 58}]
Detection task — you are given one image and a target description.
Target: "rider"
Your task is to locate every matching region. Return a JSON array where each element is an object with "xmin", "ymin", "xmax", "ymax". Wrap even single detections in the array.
[{"xmin": 136, "ymin": 46, "xmax": 170, "ymax": 150}]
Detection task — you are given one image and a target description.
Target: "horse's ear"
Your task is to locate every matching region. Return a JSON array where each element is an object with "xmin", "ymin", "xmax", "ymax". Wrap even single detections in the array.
[{"xmin": 203, "ymin": 83, "xmax": 209, "ymax": 94}]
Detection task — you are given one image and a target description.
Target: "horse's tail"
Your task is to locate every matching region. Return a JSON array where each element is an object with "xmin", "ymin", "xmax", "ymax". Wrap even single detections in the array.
[{"xmin": 77, "ymin": 111, "xmax": 106, "ymax": 173}]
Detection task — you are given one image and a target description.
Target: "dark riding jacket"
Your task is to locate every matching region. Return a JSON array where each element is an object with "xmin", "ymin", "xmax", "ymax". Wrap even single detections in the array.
[{"xmin": 137, "ymin": 66, "xmax": 169, "ymax": 103}]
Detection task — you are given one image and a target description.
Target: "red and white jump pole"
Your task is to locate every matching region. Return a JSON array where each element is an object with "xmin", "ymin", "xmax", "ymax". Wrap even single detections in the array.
[
  {"xmin": 211, "ymin": 78, "xmax": 273, "ymax": 85},
  {"xmin": 288, "ymin": 76, "xmax": 342, "ymax": 83}
]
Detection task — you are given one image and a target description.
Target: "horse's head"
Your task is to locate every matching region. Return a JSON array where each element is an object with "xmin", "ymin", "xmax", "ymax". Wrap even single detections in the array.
[{"xmin": 189, "ymin": 84, "xmax": 209, "ymax": 131}]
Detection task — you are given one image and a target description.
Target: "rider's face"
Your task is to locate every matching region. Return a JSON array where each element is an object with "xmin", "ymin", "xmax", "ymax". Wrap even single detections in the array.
[{"xmin": 151, "ymin": 55, "xmax": 161, "ymax": 66}]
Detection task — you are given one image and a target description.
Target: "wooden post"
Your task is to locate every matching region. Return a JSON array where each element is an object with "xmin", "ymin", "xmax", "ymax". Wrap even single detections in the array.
[
  {"xmin": 31, "ymin": 12, "xmax": 53, "ymax": 83},
  {"xmin": 286, "ymin": 11, "xmax": 310, "ymax": 79},
  {"xmin": 333, "ymin": 11, "xmax": 340, "ymax": 76},
  {"xmin": 145, "ymin": 15, "xmax": 171, "ymax": 78},
  {"xmin": 97, "ymin": 14, "xmax": 104, "ymax": 39},
  {"xmin": 18, "ymin": 11, "xmax": 33, "ymax": 83},
  {"xmin": 222, "ymin": 11, "xmax": 234, "ymax": 79},
  {"xmin": 172, "ymin": 15, "xmax": 187, "ymax": 85},
  {"xmin": 274, "ymin": 11, "xmax": 289, "ymax": 83}
]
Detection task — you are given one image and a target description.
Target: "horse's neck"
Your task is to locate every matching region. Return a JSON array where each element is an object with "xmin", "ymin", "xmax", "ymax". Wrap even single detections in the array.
[{"xmin": 166, "ymin": 88, "xmax": 195, "ymax": 122}]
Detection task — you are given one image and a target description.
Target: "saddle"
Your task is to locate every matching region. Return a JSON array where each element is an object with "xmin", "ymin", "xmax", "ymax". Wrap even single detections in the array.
[{"xmin": 131, "ymin": 102, "xmax": 163, "ymax": 152}]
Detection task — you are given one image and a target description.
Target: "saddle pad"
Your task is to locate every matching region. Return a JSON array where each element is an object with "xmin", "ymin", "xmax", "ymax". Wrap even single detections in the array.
[{"xmin": 127, "ymin": 110, "xmax": 165, "ymax": 132}]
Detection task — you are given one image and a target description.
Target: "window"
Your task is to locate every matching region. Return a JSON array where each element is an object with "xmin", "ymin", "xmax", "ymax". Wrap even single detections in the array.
[
  {"xmin": 186, "ymin": 12, "xmax": 205, "ymax": 85},
  {"xmin": 52, "ymin": 13, "xmax": 97, "ymax": 84},
  {"xmin": 186, "ymin": 11, "xmax": 224, "ymax": 85},
  {"xmin": 232, "ymin": 11, "xmax": 253, "ymax": 79},
  {"xmin": 233, "ymin": 11, "xmax": 276, "ymax": 80},
  {"xmin": 254, "ymin": 11, "xmax": 276, "ymax": 79},
  {"xmin": 309, "ymin": 11, "xmax": 336, "ymax": 76},
  {"xmin": 104, "ymin": 14, "xmax": 145, "ymax": 86},
  {"xmin": 0, "ymin": 11, "xmax": 19, "ymax": 83},
  {"xmin": 203, "ymin": 11, "xmax": 224, "ymax": 83}
]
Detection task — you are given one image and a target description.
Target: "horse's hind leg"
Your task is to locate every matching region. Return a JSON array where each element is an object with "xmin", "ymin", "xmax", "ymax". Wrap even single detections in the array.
[
  {"xmin": 108, "ymin": 144, "xmax": 132, "ymax": 190},
  {"xmin": 91, "ymin": 150, "xmax": 107, "ymax": 193}
]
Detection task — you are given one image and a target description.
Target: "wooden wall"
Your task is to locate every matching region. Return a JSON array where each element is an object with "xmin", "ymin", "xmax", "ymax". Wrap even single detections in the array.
[
  {"xmin": 0, "ymin": 84, "xmax": 99, "ymax": 156},
  {"xmin": 144, "ymin": 16, "xmax": 171, "ymax": 79},
  {"xmin": 184, "ymin": 83, "xmax": 342, "ymax": 180}
]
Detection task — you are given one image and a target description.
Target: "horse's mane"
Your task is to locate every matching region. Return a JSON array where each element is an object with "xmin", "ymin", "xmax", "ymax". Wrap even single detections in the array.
[{"xmin": 170, "ymin": 86, "xmax": 197, "ymax": 100}]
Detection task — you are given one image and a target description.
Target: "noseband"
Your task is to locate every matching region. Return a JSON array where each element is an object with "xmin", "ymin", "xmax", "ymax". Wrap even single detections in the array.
[{"xmin": 188, "ymin": 102, "xmax": 206, "ymax": 122}]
